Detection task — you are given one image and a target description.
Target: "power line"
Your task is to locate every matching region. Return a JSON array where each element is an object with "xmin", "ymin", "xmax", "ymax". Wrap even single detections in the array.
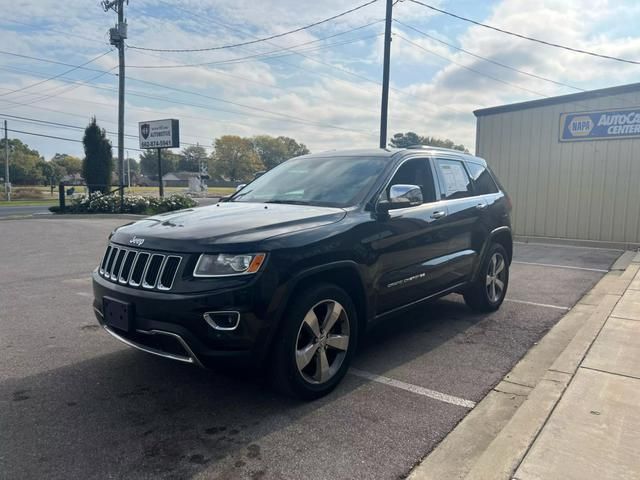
[
  {"xmin": 127, "ymin": 0, "xmax": 379, "ymax": 52},
  {"xmin": 0, "ymin": 92, "xmax": 215, "ymax": 147},
  {"xmin": 7, "ymin": 126, "xmax": 142, "ymax": 152},
  {"xmin": 0, "ymin": 72, "xmax": 376, "ymax": 140},
  {"xmin": 2, "ymin": 17, "xmax": 109, "ymax": 46},
  {"xmin": 1, "ymin": 67, "xmax": 117, "ymax": 107},
  {"xmin": 0, "ymin": 50, "xmax": 114, "ymax": 98},
  {"xmin": 394, "ymin": 34, "xmax": 549, "ymax": 98},
  {"xmin": 7, "ymin": 128, "xmax": 82, "ymax": 144},
  {"xmin": 0, "ymin": 50, "xmax": 111, "ymax": 75},
  {"xmin": 393, "ymin": 20, "xmax": 584, "ymax": 92},
  {"xmin": 0, "ymin": 113, "xmax": 205, "ymax": 149},
  {"xmin": 127, "ymin": 29, "xmax": 384, "ymax": 69},
  {"xmin": 0, "ymin": 51, "xmax": 377, "ymax": 135},
  {"xmin": 150, "ymin": 2, "xmax": 470, "ymax": 116},
  {"xmin": 407, "ymin": 0, "xmax": 640, "ymax": 65},
  {"xmin": 128, "ymin": 50, "xmax": 383, "ymax": 117}
]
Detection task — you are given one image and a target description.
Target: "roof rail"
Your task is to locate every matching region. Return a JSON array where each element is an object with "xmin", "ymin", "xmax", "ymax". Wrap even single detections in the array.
[{"xmin": 405, "ymin": 145, "xmax": 460, "ymax": 152}]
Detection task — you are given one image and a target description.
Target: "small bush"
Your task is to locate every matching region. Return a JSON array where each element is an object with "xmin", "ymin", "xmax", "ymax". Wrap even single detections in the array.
[
  {"xmin": 58, "ymin": 193, "xmax": 197, "ymax": 215},
  {"xmin": 11, "ymin": 187, "xmax": 44, "ymax": 200}
]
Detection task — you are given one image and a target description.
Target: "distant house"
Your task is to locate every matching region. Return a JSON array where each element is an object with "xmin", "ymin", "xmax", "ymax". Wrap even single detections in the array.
[
  {"xmin": 162, "ymin": 172, "xmax": 199, "ymax": 188},
  {"xmin": 61, "ymin": 173, "xmax": 84, "ymax": 185},
  {"xmin": 137, "ymin": 175, "xmax": 158, "ymax": 187}
]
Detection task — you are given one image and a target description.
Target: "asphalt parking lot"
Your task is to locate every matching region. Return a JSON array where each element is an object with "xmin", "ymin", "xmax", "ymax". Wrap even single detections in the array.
[{"xmin": 0, "ymin": 217, "xmax": 623, "ymax": 480}]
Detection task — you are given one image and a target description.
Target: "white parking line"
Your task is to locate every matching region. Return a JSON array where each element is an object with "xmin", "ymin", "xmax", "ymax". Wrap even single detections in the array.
[
  {"xmin": 513, "ymin": 261, "xmax": 608, "ymax": 273},
  {"xmin": 75, "ymin": 291, "xmax": 93, "ymax": 298},
  {"xmin": 505, "ymin": 298, "xmax": 570, "ymax": 311},
  {"xmin": 349, "ymin": 368, "xmax": 476, "ymax": 409}
]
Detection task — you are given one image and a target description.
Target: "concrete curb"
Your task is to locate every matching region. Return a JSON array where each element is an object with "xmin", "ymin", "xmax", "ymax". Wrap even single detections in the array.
[{"xmin": 409, "ymin": 254, "xmax": 638, "ymax": 480}]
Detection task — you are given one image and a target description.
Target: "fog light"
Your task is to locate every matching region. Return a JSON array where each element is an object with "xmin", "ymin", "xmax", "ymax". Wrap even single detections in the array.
[{"xmin": 204, "ymin": 311, "xmax": 240, "ymax": 331}]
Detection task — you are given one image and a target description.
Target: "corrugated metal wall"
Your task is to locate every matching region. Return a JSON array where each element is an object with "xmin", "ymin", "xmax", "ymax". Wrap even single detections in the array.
[{"xmin": 476, "ymin": 91, "xmax": 640, "ymax": 246}]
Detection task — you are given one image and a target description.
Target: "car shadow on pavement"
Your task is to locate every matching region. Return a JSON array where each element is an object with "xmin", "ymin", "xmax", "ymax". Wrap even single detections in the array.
[{"xmin": 0, "ymin": 295, "xmax": 553, "ymax": 480}]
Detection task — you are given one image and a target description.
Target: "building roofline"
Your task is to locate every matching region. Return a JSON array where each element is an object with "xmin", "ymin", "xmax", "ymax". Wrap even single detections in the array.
[{"xmin": 474, "ymin": 82, "xmax": 640, "ymax": 117}]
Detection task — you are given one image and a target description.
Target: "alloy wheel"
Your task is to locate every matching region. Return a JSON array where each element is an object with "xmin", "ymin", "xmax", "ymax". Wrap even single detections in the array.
[
  {"xmin": 295, "ymin": 299, "xmax": 350, "ymax": 384},
  {"xmin": 486, "ymin": 252, "xmax": 506, "ymax": 303}
]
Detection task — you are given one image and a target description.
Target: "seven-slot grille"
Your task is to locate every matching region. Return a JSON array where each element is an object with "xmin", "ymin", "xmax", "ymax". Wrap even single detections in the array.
[{"xmin": 99, "ymin": 244, "xmax": 182, "ymax": 291}]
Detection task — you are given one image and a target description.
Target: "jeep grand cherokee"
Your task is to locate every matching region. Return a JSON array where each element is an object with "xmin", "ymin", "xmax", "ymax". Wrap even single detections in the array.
[{"xmin": 92, "ymin": 147, "xmax": 512, "ymax": 399}]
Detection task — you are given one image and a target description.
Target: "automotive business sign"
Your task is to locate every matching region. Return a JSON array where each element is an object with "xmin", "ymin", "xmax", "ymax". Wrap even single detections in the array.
[
  {"xmin": 139, "ymin": 119, "xmax": 180, "ymax": 149},
  {"xmin": 560, "ymin": 108, "xmax": 640, "ymax": 142}
]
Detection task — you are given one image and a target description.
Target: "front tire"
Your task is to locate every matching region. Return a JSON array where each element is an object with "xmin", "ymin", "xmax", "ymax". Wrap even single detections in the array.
[
  {"xmin": 272, "ymin": 283, "xmax": 358, "ymax": 400},
  {"xmin": 464, "ymin": 243, "xmax": 509, "ymax": 312}
]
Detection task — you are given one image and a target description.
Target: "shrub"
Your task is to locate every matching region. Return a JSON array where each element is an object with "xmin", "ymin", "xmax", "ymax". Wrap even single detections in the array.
[{"xmin": 54, "ymin": 193, "xmax": 197, "ymax": 215}]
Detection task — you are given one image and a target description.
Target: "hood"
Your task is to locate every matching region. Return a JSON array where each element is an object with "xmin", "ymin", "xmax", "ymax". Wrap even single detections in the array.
[{"xmin": 110, "ymin": 202, "xmax": 347, "ymax": 252}]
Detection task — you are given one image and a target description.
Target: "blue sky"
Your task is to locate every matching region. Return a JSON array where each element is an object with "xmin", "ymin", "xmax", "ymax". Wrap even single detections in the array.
[{"xmin": 2, "ymin": 0, "xmax": 640, "ymax": 160}]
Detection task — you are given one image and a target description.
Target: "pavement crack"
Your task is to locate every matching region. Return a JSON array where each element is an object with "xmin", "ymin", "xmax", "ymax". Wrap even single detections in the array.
[
  {"xmin": 502, "ymin": 379, "xmax": 534, "ymax": 389},
  {"xmin": 493, "ymin": 388, "xmax": 528, "ymax": 397}
]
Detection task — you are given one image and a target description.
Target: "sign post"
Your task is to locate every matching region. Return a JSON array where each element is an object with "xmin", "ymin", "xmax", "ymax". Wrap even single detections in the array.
[
  {"xmin": 157, "ymin": 148, "xmax": 164, "ymax": 198},
  {"xmin": 138, "ymin": 119, "xmax": 179, "ymax": 198}
]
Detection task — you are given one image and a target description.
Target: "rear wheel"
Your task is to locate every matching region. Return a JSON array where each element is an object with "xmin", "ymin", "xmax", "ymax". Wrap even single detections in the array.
[
  {"xmin": 464, "ymin": 243, "xmax": 509, "ymax": 312},
  {"xmin": 272, "ymin": 284, "xmax": 358, "ymax": 400}
]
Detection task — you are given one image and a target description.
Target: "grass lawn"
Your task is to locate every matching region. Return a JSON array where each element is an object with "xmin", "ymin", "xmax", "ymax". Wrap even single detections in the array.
[{"xmin": 0, "ymin": 199, "xmax": 57, "ymax": 207}]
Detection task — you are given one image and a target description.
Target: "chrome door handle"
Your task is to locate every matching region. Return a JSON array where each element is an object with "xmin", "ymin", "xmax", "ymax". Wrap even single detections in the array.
[
  {"xmin": 476, "ymin": 203, "xmax": 488, "ymax": 210},
  {"xmin": 431, "ymin": 210, "xmax": 446, "ymax": 219}
]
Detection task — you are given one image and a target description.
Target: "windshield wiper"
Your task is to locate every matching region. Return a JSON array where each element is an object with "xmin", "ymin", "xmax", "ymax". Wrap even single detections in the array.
[{"xmin": 264, "ymin": 200, "xmax": 311, "ymax": 205}]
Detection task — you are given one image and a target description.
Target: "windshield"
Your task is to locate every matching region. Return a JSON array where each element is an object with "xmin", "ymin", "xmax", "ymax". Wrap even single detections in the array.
[{"xmin": 232, "ymin": 156, "xmax": 387, "ymax": 208}]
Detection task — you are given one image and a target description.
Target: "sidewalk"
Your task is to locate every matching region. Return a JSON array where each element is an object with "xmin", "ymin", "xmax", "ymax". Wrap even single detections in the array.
[
  {"xmin": 410, "ymin": 251, "xmax": 640, "ymax": 480},
  {"xmin": 513, "ymin": 252, "xmax": 640, "ymax": 480}
]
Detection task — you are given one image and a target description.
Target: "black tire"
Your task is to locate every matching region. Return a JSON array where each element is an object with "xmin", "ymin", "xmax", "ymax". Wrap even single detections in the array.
[
  {"xmin": 271, "ymin": 283, "xmax": 358, "ymax": 400},
  {"xmin": 463, "ymin": 243, "xmax": 509, "ymax": 312}
]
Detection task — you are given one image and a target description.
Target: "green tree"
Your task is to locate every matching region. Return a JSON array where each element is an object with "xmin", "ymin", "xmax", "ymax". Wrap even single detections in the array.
[
  {"xmin": 82, "ymin": 117, "xmax": 113, "ymax": 193},
  {"xmin": 211, "ymin": 135, "xmax": 263, "ymax": 182},
  {"xmin": 0, "ymin": 138, "xmax": 44, "ymax": 185},
  {"xmin": 38, "ymin": 160, "xmax": 67, "ymax": 185},
  {"xmin": 178, "ymin": 145, "xmax": 208, "ymax": 172},
  {"xmin": 389, "ymin": 132, "xmax": 467, "ymax": 152},
  {"xmin": 252, "ymin": 135, "xmax": 309, "ymax": 170},
  {"xmin": 139, "ymin": 149, "xmax": 180, "ymax": 178},
  {"xmin": 51, "ymin": 153, "xmax": 83, "ymax": 176}
]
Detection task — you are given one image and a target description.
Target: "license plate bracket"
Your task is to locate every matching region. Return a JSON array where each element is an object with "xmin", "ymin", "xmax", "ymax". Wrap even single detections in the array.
[{"xmin": 103, "ymin": 297, "xmax": 133, "ymax": 332}]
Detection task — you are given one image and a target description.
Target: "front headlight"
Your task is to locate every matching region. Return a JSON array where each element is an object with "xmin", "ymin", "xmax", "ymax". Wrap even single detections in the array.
[{"xmin": 194, "ymin": 253, "xmax": 266, "ymax": 277}]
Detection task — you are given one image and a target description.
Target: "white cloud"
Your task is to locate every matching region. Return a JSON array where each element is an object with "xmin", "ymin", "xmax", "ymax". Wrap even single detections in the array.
[{"xmin": 2, "ymin": 0, "xmax": 640, "ymax": 161}]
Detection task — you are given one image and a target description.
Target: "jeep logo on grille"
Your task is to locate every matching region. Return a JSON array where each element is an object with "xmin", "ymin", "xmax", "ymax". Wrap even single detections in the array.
[{"xmin": 129, "ymin": 236, "xmax": 145, "ymax": 246}]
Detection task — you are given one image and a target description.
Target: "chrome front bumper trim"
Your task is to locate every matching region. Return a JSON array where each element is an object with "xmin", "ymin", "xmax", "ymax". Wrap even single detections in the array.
[{"xmin": 94, "ymin": 307, "xmax": 203, "ymax": 367}]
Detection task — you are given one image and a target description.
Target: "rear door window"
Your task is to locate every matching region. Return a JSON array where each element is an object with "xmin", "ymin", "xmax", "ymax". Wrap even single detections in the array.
[
  {"xmin": 435, "ymin": 158, "xmax": 473, "ymax": 200},
  {"xmin": 466, "ymin": 162, "xmax": 499, "ymax": 195}
]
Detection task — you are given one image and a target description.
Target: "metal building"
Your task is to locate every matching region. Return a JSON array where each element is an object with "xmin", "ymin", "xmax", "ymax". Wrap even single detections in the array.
[{"xmin": 474, "ymin": 82, "xmax": 640, "ymax": 249}]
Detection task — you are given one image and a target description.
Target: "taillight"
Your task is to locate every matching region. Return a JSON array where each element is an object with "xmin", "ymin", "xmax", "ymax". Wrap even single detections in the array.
[{"xmin": 505, "ymin": 194, "xmax": 513, "ymax": 211}]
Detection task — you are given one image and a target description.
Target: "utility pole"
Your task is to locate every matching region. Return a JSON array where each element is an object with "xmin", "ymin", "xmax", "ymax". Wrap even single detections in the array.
[
  {"xmin": 126, "ymin": 149, "xmax": 131, "ymax": 188},
  {"xmin": 4, "ymin": 120, "xmax": 9, "ymax": 201},
  {"xmin": 379, "ymin": 0, "xmax": 393, "ymax": 149},
  {"xmin": 102, "ymin": 0, "xmax": 127, "ymax": 210}
]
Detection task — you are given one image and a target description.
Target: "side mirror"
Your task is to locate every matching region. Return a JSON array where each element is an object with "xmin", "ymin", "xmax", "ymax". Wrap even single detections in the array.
[
  {"xmin": 235, "ymin": 184, "xmax": 247, "ymax": 192},
  {"xmin": 378, "ymin": 184, "xmax": 423, "ymax": 213}
]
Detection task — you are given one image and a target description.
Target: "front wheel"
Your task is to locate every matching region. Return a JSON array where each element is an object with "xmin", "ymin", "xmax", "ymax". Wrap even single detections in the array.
[
  {"xmin": 271, "ymin": 284, "xmax": 358, "ymax": 400},
  {"xmin": 464, "ymin": 243, "xmax": 509, "ymax": 312}
]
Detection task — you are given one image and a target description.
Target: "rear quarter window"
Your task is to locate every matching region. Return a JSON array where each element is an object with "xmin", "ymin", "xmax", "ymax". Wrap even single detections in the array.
[{"xmin": 466, "ymin": 162, "xmax": 499, "ymax": 195}]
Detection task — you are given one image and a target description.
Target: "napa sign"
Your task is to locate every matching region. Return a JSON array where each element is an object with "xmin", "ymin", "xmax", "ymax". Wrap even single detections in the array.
[{"xmin": 560, "ymin": 108, "xmax": 640, "ymax": 142}]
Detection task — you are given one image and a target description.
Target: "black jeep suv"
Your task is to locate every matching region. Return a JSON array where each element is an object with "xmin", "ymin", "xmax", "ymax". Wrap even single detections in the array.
[{"xmin": 92, "ymin": 147, "xmax": 512, "ymax": 399}]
